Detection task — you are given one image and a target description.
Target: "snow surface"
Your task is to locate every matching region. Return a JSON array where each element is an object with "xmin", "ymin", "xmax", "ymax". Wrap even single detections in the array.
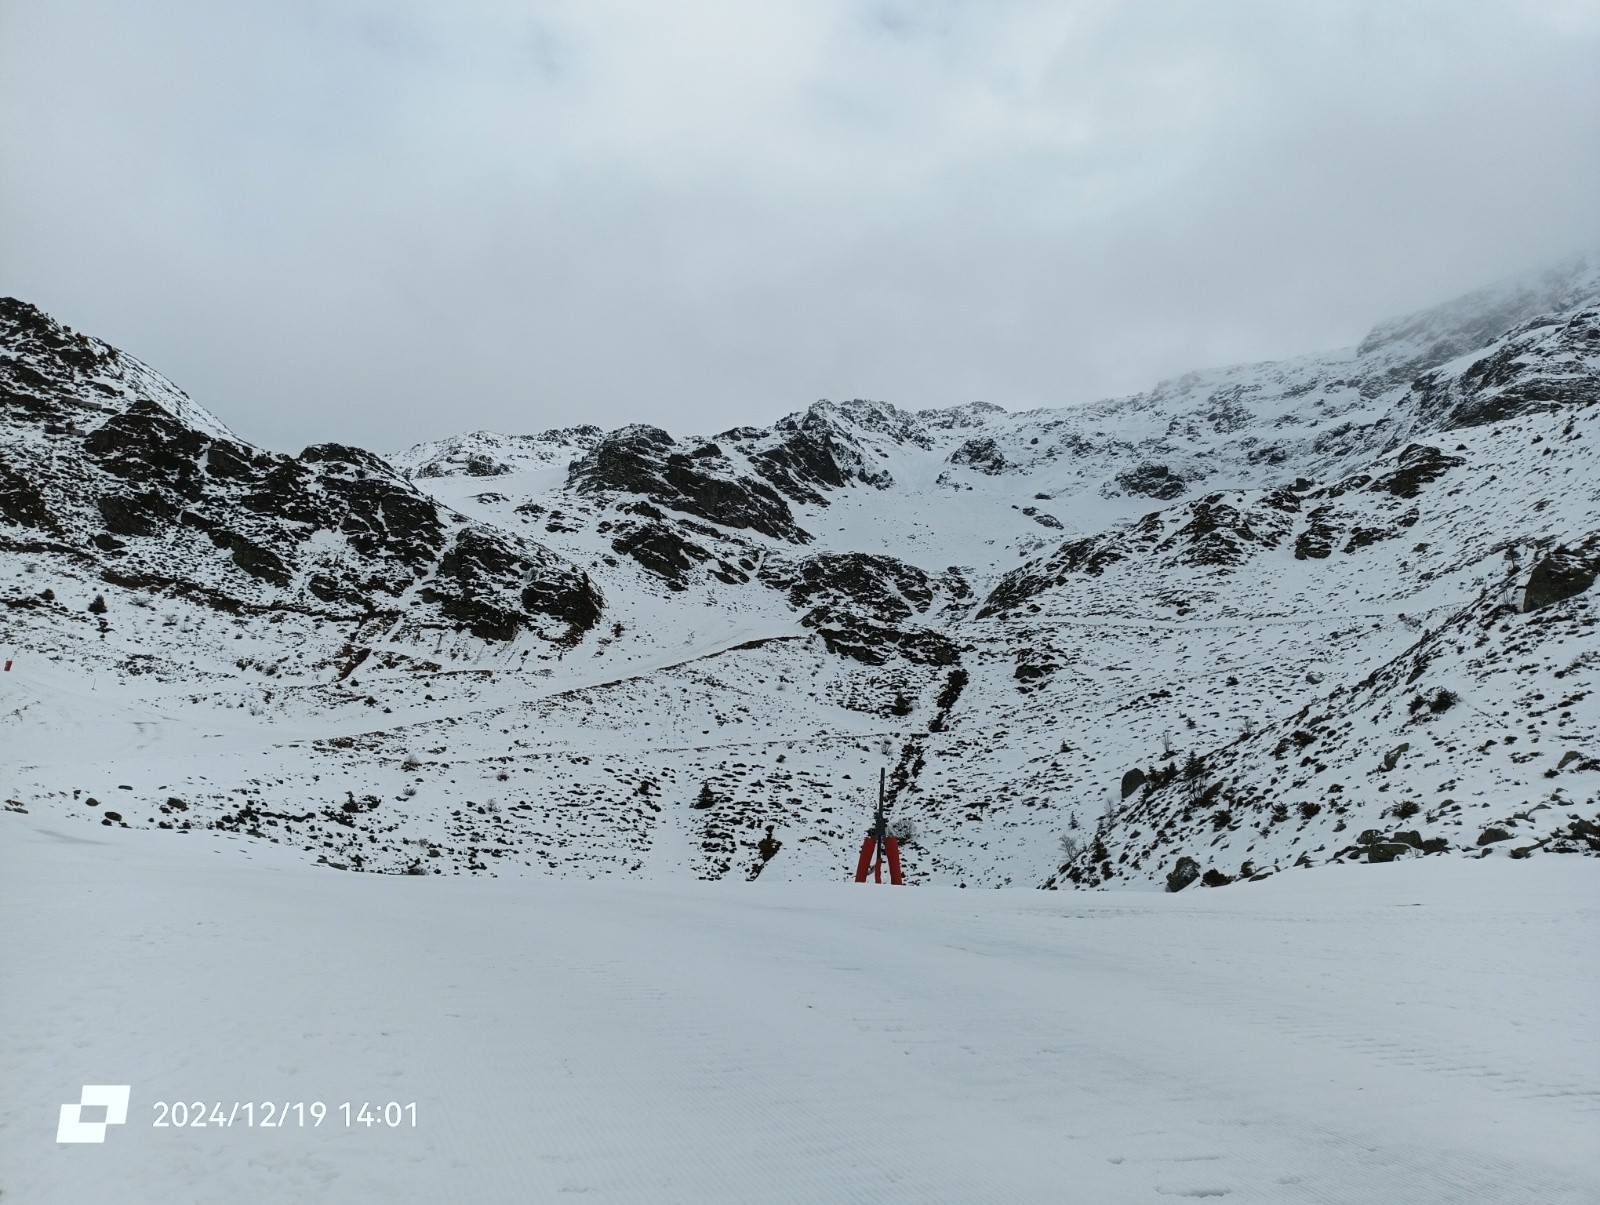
[{"xmin": 2, "ymin": 814, "xmax": 1595, "ymax": 1204}]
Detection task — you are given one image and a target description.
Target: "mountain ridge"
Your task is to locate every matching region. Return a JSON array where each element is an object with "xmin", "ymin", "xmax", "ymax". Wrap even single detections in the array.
[{"xmin": 2, "ymin": 257, "xmax": 1597, "ymax": 889}]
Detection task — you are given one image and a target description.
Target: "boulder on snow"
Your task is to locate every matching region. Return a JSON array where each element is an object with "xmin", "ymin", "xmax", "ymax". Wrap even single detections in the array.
[
  {"xmin": 1523, "ymin": 545, "xmax": 1598, "ymax": 612},
  {"xmin": 1365, "ymin": 842, "xmax": 1411, "ymax": 863},
  {"xmin": 1165, "ymin": 856, "xmax": 1200, "ymax": 893},
  {"xmin": 1121, "ymin": 768, "xmax": 1147, "ymax": 799}
]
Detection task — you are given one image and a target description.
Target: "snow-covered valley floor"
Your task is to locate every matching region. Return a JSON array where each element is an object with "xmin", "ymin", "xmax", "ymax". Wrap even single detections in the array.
[{"xmin": 3, "ymin": 817, "xmax": 1594, "ymax": 1203}]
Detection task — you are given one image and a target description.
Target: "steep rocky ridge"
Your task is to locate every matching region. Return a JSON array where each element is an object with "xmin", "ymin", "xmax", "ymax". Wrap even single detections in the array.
[{"xmin": 1, "ymin": 300, "xmax": 602, "ymax": 648}]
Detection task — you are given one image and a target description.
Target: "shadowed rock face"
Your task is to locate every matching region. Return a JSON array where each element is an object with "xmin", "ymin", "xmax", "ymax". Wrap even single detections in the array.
[
  {"xmin": 0, "ymin": 461, "xmax": 56, "ymax": 533},
  {"xmin": 0, "ymin": 308, "xmax": 602, "ymax": 644},
  {"xmin": 1369, "ymin": 445, "xmax": 1464, "ymax": 499},
  {"xmin": 761, "ymin": 552, "xmax": 957, "ymax": 665},
  {"xmin": 1524, "ymin": 540, "xmax": 1600, "ymax": 612},
  {"xmin": 949, "ymin": 436, "xmax": 1011, "ymax": 475},
  {"xmin": 1406, "ymin": 308, "xmax": 1600, "ymax": 431},
  {"xmin": 569, "ymin": 424, "xmax": 811, "ymax": 543},
  {"xmin": 420, "ymin": 526, "xmax": 602, "ymax": 642},
  {"xmin": 746, "ymin": 416, "xmax": 866, "ymax": 503},
  {"xmin": 1115, "ymin": 463, "xmax": 1186, "ymax": 500},
  {"xmin": 0, "ymin": 297, "xmax": 123, "ymax": 420},
  {"xmin": 608, "ymin": 519, "xmax": 750, "ymax": 592}
]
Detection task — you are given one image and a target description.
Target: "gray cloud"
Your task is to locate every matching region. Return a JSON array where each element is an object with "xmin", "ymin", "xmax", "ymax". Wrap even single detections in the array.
[{"xmin": 2, "ymin": 0, "xmax": 1597, "ymax": 452}]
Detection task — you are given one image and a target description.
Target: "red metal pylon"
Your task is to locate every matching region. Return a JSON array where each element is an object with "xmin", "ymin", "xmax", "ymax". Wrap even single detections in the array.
[{"xmin": 853, "ymin": 768, "xmax": 904, "ymax": 884}]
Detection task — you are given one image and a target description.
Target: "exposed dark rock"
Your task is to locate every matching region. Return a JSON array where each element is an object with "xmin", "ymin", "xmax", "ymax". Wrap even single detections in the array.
[
  {"xmin": 1369, "ymin": 444, "xmax": 1464, "ymax": 498},
  {"xmin": 1166, "ymin": 856, "xmax": 1200, "ymax": 892},
  {"xmin": 1294, "ymin": 507, "xmax": 1339, "ymax": 560},
  {"xmin": 611, "ymin": 522, "xmax": 714, "ymax": 586},
  {"xmin": 84, "ymin": 400, "xmax": 213, "ymax": 485},
  {"xmin": 0, "ymin": 461, "xmax": 54, "ymax": 531},
  {"xmin": 949, "ymin": 436, "xmax": 1011, "ymax": 475},
  {"xmin": 419, "ymin": 526, "xmax": 602, "ymax": 643},
  {"xmin": 1381, "ymin": 743, "xmax": 1410, "ymax": 772},
  {"xmin": 1523, "ymin": 543, "xmax": 1599, "ymax": 611},
  {"xmin": 570, "ymin": 424, "xmax": 809, "ymax": 542},
  {"xmin": 757, "ymin": 826, "xmax": 781, "ymax": 862},
  {"xmin": 1157, "ymin": 494, "xmax": 1293, "ymax": 568},
  {"xmin": 1114, "ymin": 463, "xmax": 1185, "ymax": 500},
  {"xmin": 0, "ymin": 314, "xmax": 602, "ymax": 644},
  {"xmin": 1343, "ymin": 526, "xmax": 1395, "ymax": 553},
  {"xmin": 208, "ymin": 529, "xmax": 292, "ymax": 587},
  {"xmin": 1365, "ymin": 841, "xmax": 1411, "ymax": 863},
  {"xmin": 97, "ymin": 492, "xmax": 173, "ymax": 538},
  {"xmin": 763, "ymin": 552, "xmax": 934, "ymax": 622},
  {"xmin": 1121, "ymin": 768, "xmax": 1147, "ymax": 799},
  {"xmin": 1013, "ymin": 661, "xmax": 1056, "ymax": 683},
  {"xmin": 977, "ymin": 527, "xmax": 1141, "ymax": 615},
  {"xmin": 806, "ymin": 614, "xmax": 959, "ymax": 666},
  {"xmin": 744, "ymin": 406, "xmax": 892, "ymax": 503},
  {"xmin": 982, "ymin": 486, "xmax": 1307, "ymax": 613},
  {"xmin": 1405, "ymin": 308, "xmax": 1600, "ymax": 430}
]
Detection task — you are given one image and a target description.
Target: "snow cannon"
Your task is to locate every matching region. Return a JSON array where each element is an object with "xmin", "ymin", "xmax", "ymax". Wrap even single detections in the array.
[{"xmin": 853, "ymin": 768, "xmax": 904, "ymax": 885}]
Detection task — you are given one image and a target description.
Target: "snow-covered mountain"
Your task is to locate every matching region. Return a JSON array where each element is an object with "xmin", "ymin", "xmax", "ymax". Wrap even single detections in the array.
[{"xmin": 3, "ymin": 258, "xmax": 1598, "ymax": 889}]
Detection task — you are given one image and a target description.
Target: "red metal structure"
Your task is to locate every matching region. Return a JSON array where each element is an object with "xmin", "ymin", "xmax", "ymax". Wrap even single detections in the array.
[{"xmin": 853, "ymin": 768, "xmax": 904, "ymax": 885}]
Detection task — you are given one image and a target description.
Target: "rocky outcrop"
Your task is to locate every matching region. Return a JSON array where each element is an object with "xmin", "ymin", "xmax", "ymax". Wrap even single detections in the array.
[
  {"xmin": 740, "ymin": 404, "xmax": 897, "ymax": 504},
  {"xmin": 1165, "ymin": 856, "xmax": 1200, "ymax": 892},
  {"xmin": 1368, "ymin": 444, "xmax": 1464, "ymax": 499},
  {"xmin": 0, "ymin": 311, "xmax": 601, "ymax": 643},
  {"xmin": 1113, "ymin": 463, "xmax": 1186, "ymax": 500},
  {"xmin": 949, "ymin": 436, "xmax": 1011, "ymax": 475},
  {"xmin": 417, "ymin": 526, "xmax": 601, "ymax": 642},
  {"xmin": 608, "ymin": 517, "xmax": 751, "ymax": 591},
  {"xmin": 1405, "ymin": 307, "xmax": 1600, "ymax": 431},
  {"xmin": 569, "ymin": 425, "xmax": 810, "ymax": 543},
  {"xmin": 761, "ymin": 552, "xmax": 957, "ymax": 665},
  {"xmin": 1524, "ymin": 540, "xmax": 1600, "ymax": 612}
]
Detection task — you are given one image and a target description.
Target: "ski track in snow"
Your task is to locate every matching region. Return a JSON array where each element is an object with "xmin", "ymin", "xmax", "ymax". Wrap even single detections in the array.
[{"xmin": 2, "ymin": 819, "xmax": 1595, "ymax": 1204}]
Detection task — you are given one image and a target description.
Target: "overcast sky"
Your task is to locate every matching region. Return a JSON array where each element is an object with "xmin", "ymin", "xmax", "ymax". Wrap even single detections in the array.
[{"xmin": 2, "ymin": 1, "xmax": 1598, "ymax": 453}]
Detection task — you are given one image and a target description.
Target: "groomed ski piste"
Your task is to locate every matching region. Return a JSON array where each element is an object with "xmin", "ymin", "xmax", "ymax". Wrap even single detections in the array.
[{"xmin": 2, "ymin": 816, "xmax": 1595, "ymax": 1203}]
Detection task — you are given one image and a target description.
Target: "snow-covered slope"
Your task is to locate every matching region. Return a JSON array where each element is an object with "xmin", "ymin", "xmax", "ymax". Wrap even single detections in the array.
[{"xmin": 2, "ymin": 256, "xmax": 1598, "ymax": 891}]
